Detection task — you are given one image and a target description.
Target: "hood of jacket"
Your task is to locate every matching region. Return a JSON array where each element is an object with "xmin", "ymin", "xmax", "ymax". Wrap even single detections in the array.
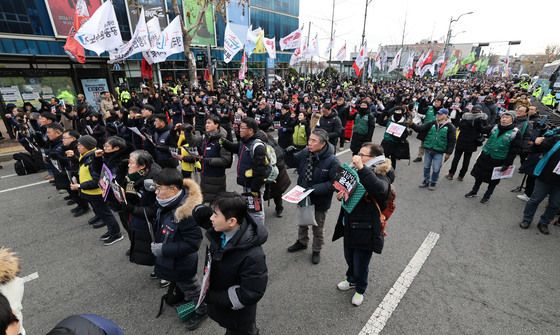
[
  {"xmin": 0, "ymin": 248, "xmax": 20, "ymax": 284},
  {"xmin": 462, "ymin": 112, "xmax": 488, "ymax": 121},
  {"xmin": 174, "ymin": 178, "xmax": 203, "ymax": 221},
  {"xmin": 374, "ymin": 158, "xmax": 392, "ymax": 176}
]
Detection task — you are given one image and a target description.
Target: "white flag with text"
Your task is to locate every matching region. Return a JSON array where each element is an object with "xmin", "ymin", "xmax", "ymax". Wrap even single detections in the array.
[{"xmin": 74, "ymin": 1, "xmax": 123, "ymax": 55}]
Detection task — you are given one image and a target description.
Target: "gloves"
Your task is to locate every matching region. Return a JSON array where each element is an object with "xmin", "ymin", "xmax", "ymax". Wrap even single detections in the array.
[
  {"xmin": 151, "ymin": 243, "xmax": 163, "ymax": 257},
  {"xmin": 250, "ymin": 191, "xmax": 260, "ymax": 198},
  {"xmin": 245, "ymin": 169, "xmax": 253, "ymax": 177}
]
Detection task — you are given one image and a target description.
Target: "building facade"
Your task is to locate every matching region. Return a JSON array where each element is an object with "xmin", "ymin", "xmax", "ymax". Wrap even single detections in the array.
[{"xmin": 0, "ymin": 0, "xmax": 299, "ymax": 110}]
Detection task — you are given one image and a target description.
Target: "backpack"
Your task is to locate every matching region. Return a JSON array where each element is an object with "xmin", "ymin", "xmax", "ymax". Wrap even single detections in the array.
[
  {"xmin": 249, "ymin": 139, "xmax": 279, "ymax": 183},
  {"xmin": 13, "ymin": 152, "xmax": 42, "ymax": 175},
  {"xmin": 373, "ymin": 183, "xmax": 397, "ymax": 237}
]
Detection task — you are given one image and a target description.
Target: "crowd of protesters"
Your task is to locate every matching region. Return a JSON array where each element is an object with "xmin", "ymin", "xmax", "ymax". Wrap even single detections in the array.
[{"xmin": 2, "ymin": 71, "xmax": 560, "ymax": 334}]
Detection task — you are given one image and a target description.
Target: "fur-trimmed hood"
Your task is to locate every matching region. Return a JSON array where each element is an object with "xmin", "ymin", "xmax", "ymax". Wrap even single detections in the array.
[
  {"xmin": 174, "ymin": 178, "xmax": 203, "ymax": 221},
  {"xmin": 0, "ymin": 248, "xmax": 20, "ymax": 284},
  {"xmin": 462, "ymin": 112, "xmax": 488, "ymax": 121},
  {"xmin": 374, "ymin": 158, "xmax": 392, "ymax": 176}
]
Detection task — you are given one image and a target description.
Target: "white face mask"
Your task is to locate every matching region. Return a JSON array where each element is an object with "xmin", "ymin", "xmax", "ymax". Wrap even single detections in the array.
[{"xmin": 366, "ymin": 154, "xmax": 386, "ymax": 168}]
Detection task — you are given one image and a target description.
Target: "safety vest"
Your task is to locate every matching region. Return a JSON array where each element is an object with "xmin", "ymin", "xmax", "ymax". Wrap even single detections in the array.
[
  {"xmin": 423, "ymin": 123, "xmax": 449, "ymax": 153},
  {"xmin": 119, "ymin": 90, "xmax": 131, "ymax": 103},
  {"xmin": 482, "ymin": 126, "xmax": 518, "ymax": 160},
  {"xmin": 542, "ymin": 93, "xmax": 555, "ymax": 107},
  {"xmin": 532, "ymin": 87, "xmax": 542, "ymax": 99},
  {"xmin": 520, "ymin": 82, "xmax": 529, "ymax": 90},
  {"xmin": 293, "ymin": 124, "xmax": 308, "ymax": 146},
  {"xmin": 424, "ymin": 106, "xmax": 436, "ymax": 124},
  {"xmin": 57, "ymin": 90, "xmax": 76, "ymax": 105},
  {"xmin": 353, "ymin": 114, "xmax": 370, "ymax": 136},
  {"xmin": 179, "ymin": 143, "xmax": 201, "ymax": 173},
  {"xmin": 79, "ymin": 149, "xmax": 102, "ymax": 196}
]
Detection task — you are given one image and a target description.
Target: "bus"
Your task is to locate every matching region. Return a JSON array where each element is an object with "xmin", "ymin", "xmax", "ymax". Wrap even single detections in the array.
[{"xmin": 533, "ymin": 60, "xmax": 560, "ymax": 97}]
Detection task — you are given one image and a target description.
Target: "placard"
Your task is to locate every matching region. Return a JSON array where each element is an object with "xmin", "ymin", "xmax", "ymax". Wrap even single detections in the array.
[
  {"xmin": 99, "ymin": 164, "xmax": 113, "ymax": 200},
  {"xmin": 81, "ymin": 78, "xmax": 109, "ymax": 108},
  {"xmin": 491, "ymin": 165, "xmax": 515, "ymax": 180},
  {"xmin": 282, "ymin": 185, "xmax": 314, "ymax": 204},
  {"xmin": 385, "ymin": 123, "xmax": 406, "ymax": 137}
]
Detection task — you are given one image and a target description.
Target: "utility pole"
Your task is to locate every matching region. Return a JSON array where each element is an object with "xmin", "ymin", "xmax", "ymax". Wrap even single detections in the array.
[{"xmin": 328, "ymin": 0, "xmax": 336, "ymax": 63}]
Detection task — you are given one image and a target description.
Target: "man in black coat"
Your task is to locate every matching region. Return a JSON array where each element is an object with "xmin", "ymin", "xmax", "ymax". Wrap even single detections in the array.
[
  {"xmin": 333, "ymin": 96, "xmax": 350, "ymax": 147},
  {"xmin": 285, "ymin": 128, "xmax": 340, "ymax": 264},
  {"xmin": 446, "ymin": 105, "xmax": 488, "ymax": 181},
  {"xmin": 192, "ymin": 192, "xmax": 268, "ymax": 335},
  {"xmin": 315, "ymin": 103, "xmax": 343, "ymax": 150}
]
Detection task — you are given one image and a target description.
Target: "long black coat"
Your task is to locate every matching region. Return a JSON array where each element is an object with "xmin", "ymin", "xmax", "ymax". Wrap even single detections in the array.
[
  {"xmin": 126, "ymin": 163, "xmax": 161, "ymax": 266},
  {"xmin": 199, "ymin": 130, "xmax": 232, "ymax": 203},
  {"xmin": 193, "ymin": 207, "xmax": 268, "ymax": 332},
  {"xmin": 332, "ymin": 160, "xmax": 393, "ymax": 254}
]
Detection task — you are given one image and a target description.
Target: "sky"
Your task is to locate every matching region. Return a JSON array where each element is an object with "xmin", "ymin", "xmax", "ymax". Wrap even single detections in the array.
[{"xmin": 299, "ymin": 0, "xmax": 560, "ymax": 59}]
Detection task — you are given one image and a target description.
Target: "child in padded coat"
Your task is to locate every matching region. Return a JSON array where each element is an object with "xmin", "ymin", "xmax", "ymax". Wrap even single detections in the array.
[
  {"xmin": 0, "ymin": 248, "xmax": 25, "ymax": 335},
  {"xmin": 193, "ymin": 192, "xmax": 268, "ymax": 335}
]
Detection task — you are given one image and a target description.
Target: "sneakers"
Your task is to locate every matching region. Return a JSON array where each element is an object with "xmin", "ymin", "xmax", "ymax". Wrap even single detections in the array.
[
  {"xmin": 480, "ymin": 197, "xmax": 490, "ymax": 204},
  {"xmin": 517, "ymin": 194, "xmax": 530, "ymax": 202},
  {"xmin": 103, "ymin": 234, "xmax": 124, "ymax": 246},
  {"xmin": 275, "ymin": 208, "xmax": 283, "ymax": 218},
  {"xmin": 519, "ymin": 221, "xmax": 531, "ymax": 229},
  {"xmin": 537, "ymin": 224, "xmax": 550, "ymax": 235},
  {"xmin": 287, "ymin": 241, "xmax": 307, "ymax": 253},
  {"xmin": 99, "ymin": 231, "xmax": 112, "ymax": 241},
  {"xmin": 337, "ymin": 280, "xmax": 356, "ymax": 291},
  {"xmin": 464, "ymin": 191, "xmax": 477, "ymax": 198},
  {"xmin": 150, "ymin": 272, "xmax": 158, "ymax": 280},
  {"xmin": 160, "ymin": 279, "xmax": 171, "ymax": 288},
  {"xmin": 311, "ymin": 251, "xmax": 320, "ymax": 264},
  {"xmin": 413, "ymin": 157, "xmax": 422, "ymax": 163},
  {"xmin": 351, "ymin": 292, "xmax": 364, "ymax": 306},
  {"xmin": 185, "ymin": 312, "xmax": 208, "ymax": 331},
  {"xmin": 445, "ymin": 174, "xmax": 454, "ymax": 180},
  {"xmin": 428, "ymin": 183, "xmax": 436, "ymax": 191},
  {"xmin": 419, "ymin": 182, "xmax": 429, "ymax": 188}
]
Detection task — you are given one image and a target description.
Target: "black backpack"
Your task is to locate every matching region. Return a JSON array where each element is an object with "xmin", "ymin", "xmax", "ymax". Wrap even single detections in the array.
[{"xmin": 13, "ymin": 152, "xmax": 43, "ymax": 175}]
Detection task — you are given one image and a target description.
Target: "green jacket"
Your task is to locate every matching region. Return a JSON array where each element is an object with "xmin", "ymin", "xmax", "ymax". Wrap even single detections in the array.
[{"xmin": 482, "ymin": 126, "xmax": 518, "ymax": 160}]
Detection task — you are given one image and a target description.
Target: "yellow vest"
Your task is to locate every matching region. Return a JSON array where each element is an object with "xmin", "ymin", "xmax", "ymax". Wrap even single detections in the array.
[
  {"xmin": 79, "ymin": 149, "xmax": 102, "ymax": 195},
  {"xmin": 177, "ymin": 135, "xmax": 201, "ymax": 172},
  {"xmin": 542, "ymin": 94, "xmax": 555, "ymax": 106}
]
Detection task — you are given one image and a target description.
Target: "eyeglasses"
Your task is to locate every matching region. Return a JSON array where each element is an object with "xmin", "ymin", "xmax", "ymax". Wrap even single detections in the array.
[
  {"xmin": 62, "ymin": 137, "xmax": 73, "ymax": 140},
  {"xmin": 357, "ymin": 153, "xmax": 372, "ymax": 158}
]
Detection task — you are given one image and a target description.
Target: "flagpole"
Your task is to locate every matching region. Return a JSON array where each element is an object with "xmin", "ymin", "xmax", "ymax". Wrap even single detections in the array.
[
  {"xmin": 328, "ymin": 0, "xmax": 335, "ymax": 63},
  {"xmin": 360, "ymin": 0, "xmax": 371, "ymax": 84}
]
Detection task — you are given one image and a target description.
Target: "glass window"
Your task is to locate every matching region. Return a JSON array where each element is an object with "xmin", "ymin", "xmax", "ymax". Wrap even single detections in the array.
[
  {"xmin": 113, "ymin": 0, "xmax": 132, "ymax": 40},
  {"xmin": 250, "ymin": 0, "xmax": 299, "ymax": 17},
  {"xmin": 0, "ymin": 0, "xmax": 54, "ymax": 36}
]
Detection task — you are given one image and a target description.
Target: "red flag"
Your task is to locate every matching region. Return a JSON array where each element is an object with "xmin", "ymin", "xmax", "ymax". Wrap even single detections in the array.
[
  {"xmin": 438, "ymin": 60, "xmax": 447, "ymax": 78},
  {"xmin": 141, "ymin": 58, "xmax": 153, "ymax": 80},
  {"xmin": 352, "ymin": 42, "xmax": 367, "ymax": 76},
  {"xmin": 421, "ymin": 50, "xmax": 433, "ymax": 68},
  {"xmin": 63, "ymin": 0, "xmax": 90, "ymax": 63}
]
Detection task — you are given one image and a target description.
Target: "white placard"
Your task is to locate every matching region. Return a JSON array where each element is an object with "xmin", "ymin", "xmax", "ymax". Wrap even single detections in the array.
[
  {"xmin": 386, "ymin": 123, "xmax": 406, "ymax": 137},
  {"xmin": 491, "ymin": 165, "xmax": 515, "ymax": 180},
  {"xmin": 282, "ymin": 185, "xmax": 314, "ymax": 204}
]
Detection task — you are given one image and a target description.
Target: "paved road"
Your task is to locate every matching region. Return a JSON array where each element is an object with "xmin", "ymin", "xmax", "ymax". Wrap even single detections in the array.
[{"xmin": 1, "ymin": 126, "xmax": 560, "ymax": 335}]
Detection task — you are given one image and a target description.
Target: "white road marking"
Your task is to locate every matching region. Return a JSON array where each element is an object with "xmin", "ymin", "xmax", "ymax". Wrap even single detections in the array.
[
  {"xmin": 0, "ymin": 173, "xmax": 17, "ymax": 179},
  {"xmin": 336, "ymin": 148, "xmax": 351, "ymax": 157},
  {"xmin": 359, "ymin": 232, "xmax": 440, "ymax": 335},
  {"xmin": 0, "ymin": 180, "xmax": 49, "ymax": 194},
  {"xmin": 22, "ymin": 272, "xmax": 39, "ymax": 283}
]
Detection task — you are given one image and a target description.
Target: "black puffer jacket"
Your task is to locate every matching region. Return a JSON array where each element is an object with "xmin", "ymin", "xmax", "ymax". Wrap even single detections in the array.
[
  {"xmin": 153, "ymin": 179, "xmax": 203, "ymax": 282},
  {"xmin": 332, "ymin": 159, "xmax": 394, "ymax": 254},
  {"xmin": 193, "ymin": 207, "xmax": 268, "ymax": 332},
  {"xmin": 456, "ymin": 112, "xmax": 488, "ymax": 153},
  {"xmin": 199, "ymin": 130, "xmax": 232, "ymax": 203}
]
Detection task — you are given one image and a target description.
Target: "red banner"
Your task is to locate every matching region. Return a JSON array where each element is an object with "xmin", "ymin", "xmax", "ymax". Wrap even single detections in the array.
[{"xmin": 46, "ymin": 0, "xmax": 102, "ymax": 37}]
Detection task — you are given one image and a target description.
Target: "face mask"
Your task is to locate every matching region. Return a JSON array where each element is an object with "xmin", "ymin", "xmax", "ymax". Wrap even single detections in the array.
[{"xmin": 156, "ymin": 189, "xmax": 183, "ymax": 207}]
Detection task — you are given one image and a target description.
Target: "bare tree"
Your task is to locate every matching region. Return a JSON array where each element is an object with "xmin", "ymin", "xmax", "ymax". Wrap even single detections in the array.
[
  {"xmin": 170, "ymin": 0, "xmax": 247, "ymax": 89},
  {"xmin": 545, "ymin": 44, "xmax": 560, "ymax": 63}
]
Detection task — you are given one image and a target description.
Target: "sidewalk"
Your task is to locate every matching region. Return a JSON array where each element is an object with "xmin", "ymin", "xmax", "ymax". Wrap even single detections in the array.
[{"xmin": 0, "ymin": 139, "xmax": 24, "ymax": 163}]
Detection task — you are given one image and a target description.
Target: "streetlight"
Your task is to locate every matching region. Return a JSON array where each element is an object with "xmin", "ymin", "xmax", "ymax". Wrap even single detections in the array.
[{"xmin": 443, "ymin": 11, "xmax": 474, "ymax": 58}]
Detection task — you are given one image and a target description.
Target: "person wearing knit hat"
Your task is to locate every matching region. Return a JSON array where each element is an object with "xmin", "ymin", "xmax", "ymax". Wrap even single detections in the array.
[
  {"xmin": 77, "ymin": 135, "xmax": 97, "ymax": 150},
  {"xmin": 71, "ymin": 135, "xmax": 123, "ymax": 245},
  {"xmin": 0, "ymin": 247, "xmax": 25, "ymax": 335},
  {"xmin": 465, "ymin": 112, "xmax": 523, "ymax": 204}
]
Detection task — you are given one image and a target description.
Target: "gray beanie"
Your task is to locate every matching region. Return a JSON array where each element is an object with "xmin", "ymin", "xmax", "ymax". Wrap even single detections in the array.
[
  {"xmin": 78, "ymin": 135, "xmax": 97, "ymax": 150},
  {"xmin": 502, "ymin": 110, "xmax": 516, "ymax": 122}
]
